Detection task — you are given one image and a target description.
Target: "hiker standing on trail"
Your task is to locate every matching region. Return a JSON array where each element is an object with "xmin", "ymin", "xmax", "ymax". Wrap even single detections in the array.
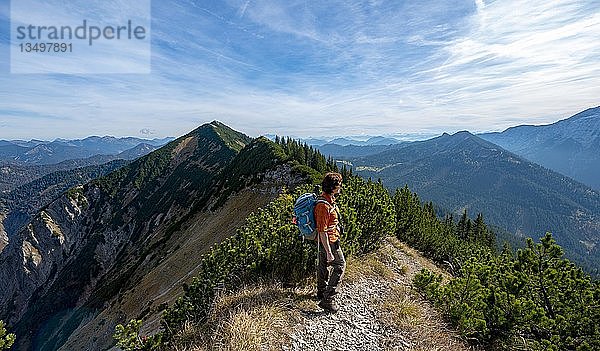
[{"xmin": 314, "ymin": 172, "xmax": 346, "ymax": 312}]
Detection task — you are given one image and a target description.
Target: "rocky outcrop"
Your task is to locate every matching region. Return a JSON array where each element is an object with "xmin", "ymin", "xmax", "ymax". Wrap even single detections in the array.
[
  {"xmin": 0, "ymin": 213, "xmax": 8, "ymax": 254},
  {"xmin": 0, "ymin": 186, "xmax": 92, "ymax": 324}
]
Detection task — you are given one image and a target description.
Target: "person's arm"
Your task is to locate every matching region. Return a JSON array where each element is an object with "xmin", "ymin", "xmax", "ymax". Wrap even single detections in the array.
[
  {"xmin": 315, "ymin": 202, "xmax": 335, "ymax": 262},
  {"xmin": 319, "ymin": 231, "xmax": 334, "ymax": 262}
]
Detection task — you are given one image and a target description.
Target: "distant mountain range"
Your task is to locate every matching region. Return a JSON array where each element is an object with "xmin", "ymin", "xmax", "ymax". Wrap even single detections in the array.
[
  {"xmin": 0, "ymin": 147, "xmax": 156, "ymax": 195},
  {"xmin": 315, "ymin": 144, "xmax": 407, "ymax": 159},
  {"xmin": 480, "ymin": 107, "xmax": 600, "ymax": 191},
  {"xmin": 326, "ymin": 136, "xmax": 403, "ymax": 146},
  {"xmin": 0, "ymin": 140, "xmax": 168, "ymax": 242},
  {"xmin": 0, "ymin": 135, "xmax": 169, "ymax": 224},
  {"xmin": 348, "ymin": 131, "xmax": 600, "ymax": 272},
  {"xmin": 265, "ymin": 134, "xmax": 404, "ymax": 146},
  {"xmin": 0, "ymin": 136, "xmax": 173, "ymax": 165}
]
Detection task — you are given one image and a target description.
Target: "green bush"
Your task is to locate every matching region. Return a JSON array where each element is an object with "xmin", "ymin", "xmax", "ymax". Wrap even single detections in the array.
[
  {"xmin": 414, "ymin": 234, "xmax": 600, "ymax": 349},
  {"xmin": 114, "ymin": 319, "xmax": 161, "ymax": 351},
  {"xmin": 0, "ymin": 320, "xmax": 15, "ymax": 351},
  {"xmin": 393, "ymin": 185, "xmax": 494, "ymax": 269},
  {"xmin": 395, "ymin": 184, "xmax": 599, "ymax": 348}
]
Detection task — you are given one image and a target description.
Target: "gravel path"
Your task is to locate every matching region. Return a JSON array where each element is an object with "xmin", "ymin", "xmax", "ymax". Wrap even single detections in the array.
[
  {"xmin": 284, "ymin": 238, "xmax": 471, "ymax": 351},
  {"xmin": 285, "ymin": 277, "xmax": 411, "ymax": 351}
]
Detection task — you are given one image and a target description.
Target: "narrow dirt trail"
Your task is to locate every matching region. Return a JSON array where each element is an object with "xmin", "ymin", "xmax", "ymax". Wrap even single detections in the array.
[{"xmin": 285, "ymin": 237, "xmax": 473, "ymax": 351}]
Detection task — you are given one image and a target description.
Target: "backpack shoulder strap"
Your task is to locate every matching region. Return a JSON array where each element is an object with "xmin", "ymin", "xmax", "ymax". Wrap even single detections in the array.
[
  {"xmin": 315, "ymin": 195, "xmax": 328, "ymax": 204},
  {"xmin": 316, "ymin": 195, "xmax": 331, "ymax": 203},
  {"xmin": 315, "ymin": 196, "xmax": 336, "ymax": 215}
]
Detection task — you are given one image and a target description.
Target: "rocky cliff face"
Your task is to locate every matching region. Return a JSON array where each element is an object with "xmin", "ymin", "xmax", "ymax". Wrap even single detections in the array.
[
  {"xmin": 58, "ymin": 163, "xmax": 305, "ymax": 351},
  {"xmin": 0, "ymin": 123, "xmax": 308, "ymax": 351},
  {"xmin": 0, "ymin": 213, "xmax": 8, "ymax": 254},
  {"xmin": 0, "ymin": 159, "xmax": 129, "ymax": 247},
  {"xmin": 0, "ymin": 187, "xmax": 91, "ymax": 323}
]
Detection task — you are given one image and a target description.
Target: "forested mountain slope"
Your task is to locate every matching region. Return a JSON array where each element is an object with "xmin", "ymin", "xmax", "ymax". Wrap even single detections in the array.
[
  {"xmin": 480, "ymin": 106, "xmax": 600, "ymax": 191},
  {"xmin": 349, "ymin": 131, "xmax": 600, "ymax": 273},
  {"xmin": 0, "ymin": 160, "xmax": 129, "ymax": 240}
]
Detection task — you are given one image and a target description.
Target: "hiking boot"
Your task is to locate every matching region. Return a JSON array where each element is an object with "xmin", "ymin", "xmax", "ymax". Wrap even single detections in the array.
[{"xmin": 318, "ymin": 299, "xmax": 339, "ymax": 313}]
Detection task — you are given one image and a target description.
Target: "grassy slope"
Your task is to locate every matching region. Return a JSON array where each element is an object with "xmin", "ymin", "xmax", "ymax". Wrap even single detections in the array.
[{"xmin": 59, "ymin": 187, "xmax": 278, "ymax": 350}]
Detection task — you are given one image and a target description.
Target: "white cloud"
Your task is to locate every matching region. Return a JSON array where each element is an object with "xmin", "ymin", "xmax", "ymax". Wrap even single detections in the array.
[
  {"xmin": 0, "ymin": 0, "xmax": 598, "ymax": 139},
  {"xmin": 402, "ymin": 0, "xmax": 600, "ymax": 130}
]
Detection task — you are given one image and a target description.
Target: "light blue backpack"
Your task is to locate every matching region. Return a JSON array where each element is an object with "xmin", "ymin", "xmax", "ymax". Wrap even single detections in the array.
[{"xmin": 293, "ymin": 193, "xmax": 328, "ymax": 241}]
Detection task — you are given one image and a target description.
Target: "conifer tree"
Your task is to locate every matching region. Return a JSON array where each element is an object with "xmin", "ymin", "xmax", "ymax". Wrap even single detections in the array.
[{"xmin": 457, "ymin": 209, "xmax": 471, "ymax": 240}]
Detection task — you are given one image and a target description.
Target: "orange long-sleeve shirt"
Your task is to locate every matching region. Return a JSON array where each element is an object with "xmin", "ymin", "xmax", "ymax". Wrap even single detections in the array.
[{"xmin": 314, "ymin": 192, "xmax": 340, "ymax": 243}]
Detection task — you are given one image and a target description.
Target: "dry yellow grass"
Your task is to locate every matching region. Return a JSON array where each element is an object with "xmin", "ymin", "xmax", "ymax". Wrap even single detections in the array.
[
  {"xmin": 375, "ymin": 237, "xmax": 474, "ymax": 351},
  {"xmin": 212, "ymin": 305, "xmax": 288, "ymax": 351},
  {"xmin": 344, "ymin": 250, "xmax": 396, "ymax": 283},
  {"xmin": 378, "ymin": 285, "xmax": 423, "ymax": 329},
  {"xmin": 170, "ymin": 284, "xmax": 302, "ymax": 351}
]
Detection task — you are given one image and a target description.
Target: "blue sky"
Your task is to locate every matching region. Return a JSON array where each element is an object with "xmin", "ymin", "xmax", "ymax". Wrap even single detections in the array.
[{"xmin": 0, "ymin": 0, "xmax": 599, "ymax": 140}]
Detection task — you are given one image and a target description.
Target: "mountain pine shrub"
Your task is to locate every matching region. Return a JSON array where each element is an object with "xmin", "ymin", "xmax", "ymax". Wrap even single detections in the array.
[
  {"xmin": 0, "ymin": 321, "xmax": 15, "ymax": 350},
  {"xmin": 393, "ymin": 185, "xmax": 495, "ymax": 269},
  {"xmin": 116, "ymin": 161, "xmax": 395, "ymax": 349},
  {"xmin": 395, "ymin": 185, "xmax": 599, "ymax": 348},
  {"xmin": 414, "ymin": 234, "xmax": 600, "ymax": 349}
]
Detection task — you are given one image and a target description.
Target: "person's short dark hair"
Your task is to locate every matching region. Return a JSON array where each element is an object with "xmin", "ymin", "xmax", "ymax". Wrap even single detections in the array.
[{"xmin": 321, "ymin": 172, "xmax": 343, "ymax": 194}]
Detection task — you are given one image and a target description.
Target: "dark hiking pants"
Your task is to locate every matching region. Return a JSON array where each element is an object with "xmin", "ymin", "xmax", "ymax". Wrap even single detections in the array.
[{"xmin": 317, "ymin": 240, "xmax": 346, "ymax": 300}]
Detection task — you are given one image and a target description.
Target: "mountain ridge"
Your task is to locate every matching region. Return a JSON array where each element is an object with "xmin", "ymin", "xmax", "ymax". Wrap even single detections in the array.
[
  {"xmin": 480, "ymin": 106, "xmax": 600, "ymax": 190},
  {"xmin": 2, "ymin": 122, "xmax": 598, "ymax": 351},
  {"xmin": 0, "ymin": 121, "xmax": 256, "ymax": 350}
]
